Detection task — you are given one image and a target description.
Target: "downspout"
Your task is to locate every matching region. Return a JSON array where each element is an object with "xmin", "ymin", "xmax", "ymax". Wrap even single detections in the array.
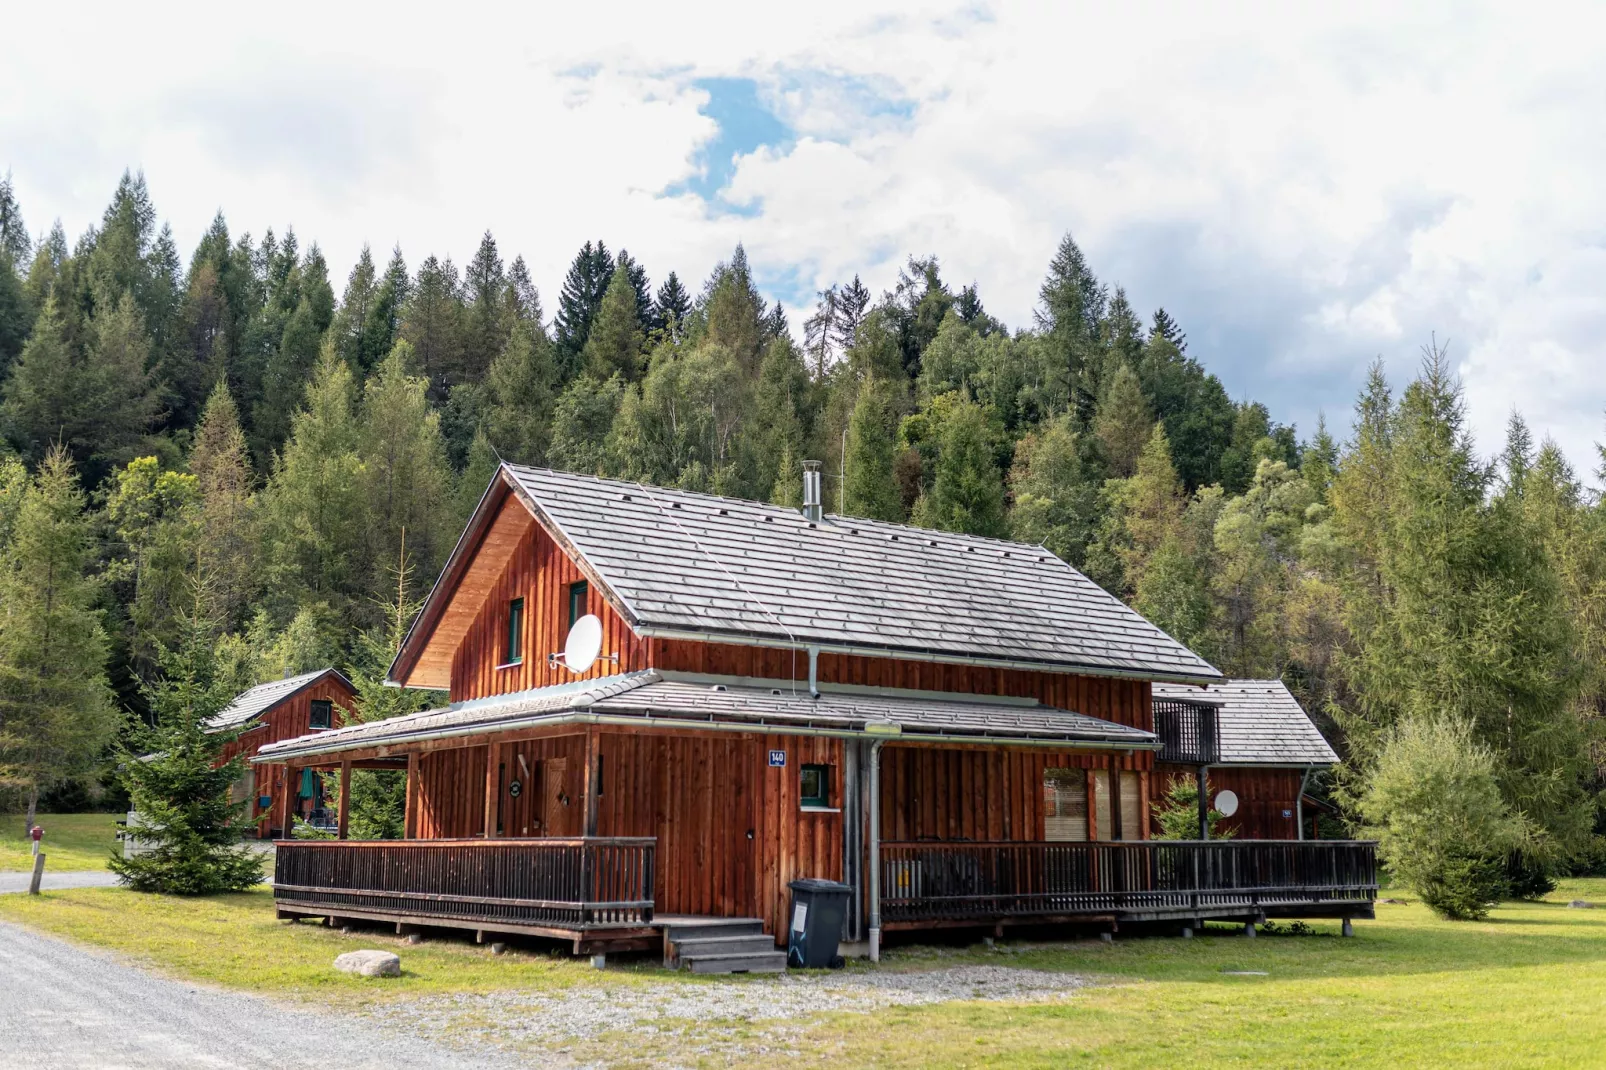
[
  {"xmin": 867, "ymin": 739, "xmax": 884, "ymax": 962},
  {"xmin": 807, "ymin": 646, "xmax": 820, "ymax": 699},
  {"xmin": 1296, "ymin": 766, "xmax": 1313, "ymax": 842}
]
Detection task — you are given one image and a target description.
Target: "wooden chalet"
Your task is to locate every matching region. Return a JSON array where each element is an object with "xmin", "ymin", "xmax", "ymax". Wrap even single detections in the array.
[
  {"xmin": 209, "ymin": 669, "xmax": 357, "ymax": 838},
  {"xmin": 1152, "ymin": 679, "xmax": 1339, "ymax": 840},
  {"xmin": 253, "ymin": 464, "xmax": 1376, "ymax": 966}
]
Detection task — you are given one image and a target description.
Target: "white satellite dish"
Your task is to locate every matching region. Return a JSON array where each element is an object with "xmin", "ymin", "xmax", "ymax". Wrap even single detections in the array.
[
  {"xmin": 563, "ymin": 614, "xmax": 604, "ymax": 674},
  {"xmin": 1214, "ymin": 789, "xmax": 1239, "ymax": 818}
]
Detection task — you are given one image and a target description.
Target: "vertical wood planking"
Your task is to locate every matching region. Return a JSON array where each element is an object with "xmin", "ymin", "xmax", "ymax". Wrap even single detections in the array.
[{"xmin": 214, "ymin": 674, "xmax": 359, "ymax": 837}]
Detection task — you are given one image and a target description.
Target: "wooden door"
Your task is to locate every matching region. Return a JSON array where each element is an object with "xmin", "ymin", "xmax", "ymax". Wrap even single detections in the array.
[
  {"xmin": 542, "ymin": 757, "xmax": 575, "ymax": 836},
  {"xmin": 655, "ymin": 735, "xmax": 757, "ymax": 917}
]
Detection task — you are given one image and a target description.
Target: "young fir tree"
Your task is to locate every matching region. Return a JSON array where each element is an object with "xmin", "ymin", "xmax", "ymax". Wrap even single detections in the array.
[
  {"xmin": 583, "ymin": 263, "xmax": 646, "ymax": 382},
  {"xmin": 912, "ymin": 400, "xmax": 1006, "ymax": 537},
  {"xmin": 0, "ymin": 448, "xmax": 120, "ymax": 831},
  {"xmin": 109, "ymin": 594, "xmax": 263, "ymax": 893},
  {"xmin": 842, "ymin": 379, "xmax": 903, "ymax": 522}
]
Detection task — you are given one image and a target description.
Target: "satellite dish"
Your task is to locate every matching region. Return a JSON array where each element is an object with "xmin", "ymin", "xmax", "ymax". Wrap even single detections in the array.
[
  {"xmin": 1214, "ymin": 789, "xmax": 1239, "ymax": 818},
  {"xmin": 563, "ymin": 614, "xmax": 604, "ymax": 674}
]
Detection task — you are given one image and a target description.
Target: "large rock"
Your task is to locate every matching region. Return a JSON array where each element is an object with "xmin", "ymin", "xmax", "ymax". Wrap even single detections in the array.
[{"xmin": 334, "ymin": 950, "xmax": 401, "ymax": 977}]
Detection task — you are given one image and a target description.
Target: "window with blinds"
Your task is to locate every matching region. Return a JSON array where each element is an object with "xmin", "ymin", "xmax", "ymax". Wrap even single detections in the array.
[
  {"xmin": 1043, "ymin": 767, "xmax": 1088, "ymax": 841},
  {"xmin": 1092, "ymin": 769, "xmax": 1143, "ymax": 840}
]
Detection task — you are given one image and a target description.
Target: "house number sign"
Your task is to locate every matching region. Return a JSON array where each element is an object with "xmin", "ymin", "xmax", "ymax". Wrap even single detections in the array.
[{"xmin": 768, "ymin": 750, "xmax": 786, "ymax": 767}]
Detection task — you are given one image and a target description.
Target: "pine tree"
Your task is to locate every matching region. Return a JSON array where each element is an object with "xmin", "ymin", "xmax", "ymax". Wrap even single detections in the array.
[
  {"xmin": 843, "ymin": 379, "xmax": 904, "ymax": 522},
  {"xmin": 583, "ymin": 260, "xmax": 646, "ymax": 381},
  {"xmin": 554, "ymin": 241, "xmax": 613, "ymax": 379},
  {"xmin": 653, "ymin": 271, "xmax": 691, "ymax": 341},
  {"xmin": 0, "ymin": 448, "xmax": 119, "ymax": 830},
  {"xmin": 109, "ymin": 594, "xmax": 263, "ymax": 893},
  {"xmin": 913, "ymin": 400, "xmax": 1006, "ymax": 537}
]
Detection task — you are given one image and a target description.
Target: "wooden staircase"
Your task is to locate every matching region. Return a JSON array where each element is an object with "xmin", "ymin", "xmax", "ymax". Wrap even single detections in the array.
[{"xmin": 661, "ymin": 917, "xmax": 787, "ymax": 974}]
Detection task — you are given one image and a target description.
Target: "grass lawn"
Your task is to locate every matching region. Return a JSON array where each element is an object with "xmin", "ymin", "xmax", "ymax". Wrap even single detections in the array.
[
  {"xmin": 5, "ymin": 878, "xmax": 1606, "ymax": 1067},
  {"xmin": 0, "ymin": 812, "xmax": 121, "ymax": 872}
]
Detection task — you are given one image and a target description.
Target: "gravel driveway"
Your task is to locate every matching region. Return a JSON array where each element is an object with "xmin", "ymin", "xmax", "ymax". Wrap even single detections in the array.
[{"xmin": 0, "ymin": 922, "xmax": 538, "ymax": 1069}]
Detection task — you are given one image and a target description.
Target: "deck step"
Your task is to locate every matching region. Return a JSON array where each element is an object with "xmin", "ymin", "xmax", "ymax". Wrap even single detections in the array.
[
  {"xmin": 684, "ymin": 950, "xmax": 789, "ymax": 974},
  {"xmin": 673, "ymin": 935, "xmax": 780, "ymax": 959},
  {"xmin": 661, "ymin": 918, "xmax": 766, "ymax": 942}
]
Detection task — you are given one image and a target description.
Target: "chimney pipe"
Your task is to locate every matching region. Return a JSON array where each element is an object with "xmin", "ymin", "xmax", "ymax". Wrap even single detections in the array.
[{"xmin": 801, "ymin": 460, "xmax": 823, "ymax": 523}]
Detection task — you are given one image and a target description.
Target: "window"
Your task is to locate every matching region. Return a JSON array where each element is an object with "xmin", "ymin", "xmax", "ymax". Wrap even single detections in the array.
[
  {"xmin": 568, "ymin": 580, "xmax": 589, "ymax": 627},
  {"xmin": 1091, "ymin": 769, "xmax": 1142, "ymax": 840},
  {"xmin": 505, "ymin": 597, "xmax": 525, "ymax": 665},
  {"xmin": 1043, "ymin": 767, "xmax": 1088, "ymax": 842},
  {"xmin": 800, "ymin": 764, "xmax": 832, "ymax": 809},
  {"xmin": 309, "ymin": 699, "xmax": 332, "ymax": 731}
]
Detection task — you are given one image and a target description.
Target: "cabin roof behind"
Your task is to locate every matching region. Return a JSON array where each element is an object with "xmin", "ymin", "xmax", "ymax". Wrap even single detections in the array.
[
  {"xmin": 488, "ymin": 465, "xmax": 1220, "ymax": 684},
  {"xmin": 1153, "ymin": 679, "xmax": 1337, "ymax": 766},
  {"xmin": 205, "ymin": 668, "xmax": 353, "ymax": 732},
  {"xmin": 256, "ymin": 670, "xmax": 1156, "ymax": 761}
]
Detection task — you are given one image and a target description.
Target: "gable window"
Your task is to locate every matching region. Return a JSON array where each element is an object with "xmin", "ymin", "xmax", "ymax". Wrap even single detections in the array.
[
  {"xmin": 568, "ymin": 580, "xmax": 589, "ymax": 627},
  {"xmin": 1043, "ymin": 767, "xmax": 1088, "ymax": 842},
  {"xmin": 309, "ymin": 699, "xmax": 333, "ymax": 731},
  {"xmin": 800, "ymin": 764, "xmax": 832, "ymax": 809},
  {"xmin": 505, "ymin": 597, "xmax": 525, "ymax": 665}
]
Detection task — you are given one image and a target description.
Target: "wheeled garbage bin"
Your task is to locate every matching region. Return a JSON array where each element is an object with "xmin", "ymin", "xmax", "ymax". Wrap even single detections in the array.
[{"xmin": 787, "ymin": 877, "xmax": 851, "ymax": 968}]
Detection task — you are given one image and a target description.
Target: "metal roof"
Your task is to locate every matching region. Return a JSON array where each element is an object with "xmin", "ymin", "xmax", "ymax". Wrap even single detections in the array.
[
  {"xmin": 1152, "ymin": 679, "xmax": 1337, "ymax": 766},
  {"xmin": 254, "ymin": 671, "xmax": 1156, "ymax": 762},
  {"xmin": 205, "ymin": 669, "xmax": 353, "ymax": 732},
  {"xmin": 497, "ymin": 465, "xmax": 1221, "ymax": 685}
]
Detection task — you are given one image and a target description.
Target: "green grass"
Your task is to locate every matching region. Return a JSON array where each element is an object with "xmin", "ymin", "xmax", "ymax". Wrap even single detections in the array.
[
  {"xmin": 0, "ymin": 812, "xmax": 120, "ymax": 872},
  {"xmin": 5, "ymin": 878, "xmax": 1606, "ymax": 1066}
]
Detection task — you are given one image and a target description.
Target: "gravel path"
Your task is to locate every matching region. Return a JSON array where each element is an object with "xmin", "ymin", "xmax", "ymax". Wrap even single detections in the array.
[
  {"xmin": 0, "ymin": 921, "xmax": 541, "ymax": 1069},
  {"xmin": 0, "ymin": 869, "xmax": 120, "ymax": 894},
  {"xmin": 381, "ymin": 965, "xmax": 1089, "ymax": 1053}
]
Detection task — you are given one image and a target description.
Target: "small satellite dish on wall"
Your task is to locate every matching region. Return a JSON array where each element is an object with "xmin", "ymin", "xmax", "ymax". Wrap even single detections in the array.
[
  {"xmin": 1214, "ymin": 789, "xmax": 1239, "ymax": 818},
  {"xmin": 563, "ymin": 614, "xmax": 604, "ymax": 674}
]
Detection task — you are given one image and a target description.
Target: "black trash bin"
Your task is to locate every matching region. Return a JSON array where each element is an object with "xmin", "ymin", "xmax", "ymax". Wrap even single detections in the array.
[{"xmin": 787, "ymin": 877, "xmax": 850, "ymax": 969}]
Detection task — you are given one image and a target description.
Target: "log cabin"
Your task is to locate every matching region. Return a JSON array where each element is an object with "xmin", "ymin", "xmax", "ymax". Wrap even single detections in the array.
[
  {"xmin": 253, "ymin": 463, "xmax": 1376, "ymax": 968},
  {"xmin": 1152, "ymin": 679, "xmax": 1338, "ymax": 840},
  {"xmin": 209, "ymin": 669, "xmax": 357, "ymax": 838}
]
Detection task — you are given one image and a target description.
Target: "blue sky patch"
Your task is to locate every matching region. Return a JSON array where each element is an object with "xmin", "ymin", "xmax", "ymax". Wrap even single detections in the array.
[{"xmin": 668, "ymin": 77, "xmax": 793, "ymax": 211}]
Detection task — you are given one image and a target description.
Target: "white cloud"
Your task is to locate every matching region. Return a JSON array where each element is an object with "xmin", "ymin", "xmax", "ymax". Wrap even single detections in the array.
[{"xmin": 3, "ymin": 1, "xmax": 1604, "ymax": 476}]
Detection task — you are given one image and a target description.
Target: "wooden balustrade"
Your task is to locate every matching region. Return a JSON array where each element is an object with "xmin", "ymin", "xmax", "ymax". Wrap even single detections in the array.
[
  {"xmin": 879, "ymin": 840, "xmax": 1376, "ymax": 923},
  {"xmin": 273, "ymin": 837, "xmax": 655, "ymax": 930},
  {"xmin": 1153, "ymin": 699, "xmax": 1220, "ymax": 765}
]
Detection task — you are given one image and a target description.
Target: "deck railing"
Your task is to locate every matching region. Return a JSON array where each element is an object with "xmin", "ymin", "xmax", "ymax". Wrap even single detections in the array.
[
  {"xmin": 880, "ymin": 840, "xmax": 1376, "ymax": 923},
  {"xmin": 1153, "ymin": 699, "xmax": 1220, "ymax": 765},
  {"xmin": 273, "ymin": 837, "xmax": 655, "ymax": 930}
]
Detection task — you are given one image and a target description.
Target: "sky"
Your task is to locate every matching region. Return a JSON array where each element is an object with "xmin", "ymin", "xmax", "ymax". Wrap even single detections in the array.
[{"xmin": 5, "ymin": 1, "xmax": 1605, "ymax": 476}]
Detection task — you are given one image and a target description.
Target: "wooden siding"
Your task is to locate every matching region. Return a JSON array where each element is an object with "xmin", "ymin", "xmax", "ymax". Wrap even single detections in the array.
[
  {"xmin": 415, "ymin": 746, "xmax": 490, "ymax": 839},
  {"xmin": 879, "ymin": 745, "xmax": 1149, "ymax": 843},
  {"xmin": 451, "ymin": 518, "xmax": 648, "ymax": 699},
  {"xmin": 1151, "ymin": 764, "xmax": 1304, "ymax": 840},
  {"xmin": 215, "ymin": 675, "xmax": 357, "ymax": 837}
]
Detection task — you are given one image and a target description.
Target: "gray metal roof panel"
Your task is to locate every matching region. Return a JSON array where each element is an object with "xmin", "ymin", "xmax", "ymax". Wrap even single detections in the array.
[
  {"xmin": 205, "ymin": 669, "xmax": 350, "ymax": 732},
  {"xmin": 1153, "ymin": 679, "xmax": 1338, "ymax": 765},
  {"xmin": 505, "ymin": 466, "xmax": 1221, "ymax": 683},
  {"xmin": 254, "ymin": 672, "xmax": 1155, "ymax": 761}
]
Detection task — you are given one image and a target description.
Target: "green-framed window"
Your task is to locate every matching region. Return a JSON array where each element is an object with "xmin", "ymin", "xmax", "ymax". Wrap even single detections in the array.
[
  {"xmin": 309, "ymin": 699, "xmax": 333, "ymax": 731},
  {"xmin": 800, "ymin": 764, "xmax": 832, "ymax": 809},
  {"xmin": 505, "ymin": 597, "xmax": 525, "ymax": 664},
  {"xmin": 568, "ymin": 580, "xmax": 589, "ymax": 627}
]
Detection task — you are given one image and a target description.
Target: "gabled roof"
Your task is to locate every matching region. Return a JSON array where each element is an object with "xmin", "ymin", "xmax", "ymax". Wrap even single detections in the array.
[
  {"xmin": 255, "ymin": 670, "xmax": 1156, "ymax": 763},
  {"xmin": 205, "ymin": 668, "xmax": 354, "ymax": 732},
  {"xmin": 390, "ymin": 464, "xmax": 1222, "ymax": 688},
  {"xmin": 1153, "ymin": 679, "xmax": 1337, "ymax": 766}
]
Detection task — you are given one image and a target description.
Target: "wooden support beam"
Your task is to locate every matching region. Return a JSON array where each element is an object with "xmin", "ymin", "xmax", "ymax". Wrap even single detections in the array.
[
  {"xmin": 336, "ymin": 761, "xmax": 351, "ymax": 840},
  {"xmin": 582, "ymin": 727, "xmax": 600, "ymax": 837},
  {"xmin": 483, "ymin": 742, "xmax": 500, "ymax": 838},
  {"xmin": 279, "ymin": 765, "xmax": 297, "ymax": 839},
  {"xmin": 404, "ymin": 752, "xmax": 420, "ymax": 839}
]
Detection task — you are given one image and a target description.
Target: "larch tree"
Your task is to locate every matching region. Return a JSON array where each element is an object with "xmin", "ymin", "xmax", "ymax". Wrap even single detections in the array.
[
  {"xmin": 1093, "ymin": 362, "xmax": 1153, "ymax": 477},
  {"xmin": 189, "ymin": 382, "xmax": 258, "ymax": 628},
  {"xmin": 0, "ymin": 447, "xmax": 119, "ymax": 831},
  {"xmin": 1008, "ymin": 414, "xmax": 1100, "ymax": 568}
]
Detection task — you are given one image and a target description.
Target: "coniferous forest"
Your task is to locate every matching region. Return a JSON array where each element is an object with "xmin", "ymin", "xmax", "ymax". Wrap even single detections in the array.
[{"xmin": 2, "ymin": 171, "xmax": 1603, "ymax": 912}]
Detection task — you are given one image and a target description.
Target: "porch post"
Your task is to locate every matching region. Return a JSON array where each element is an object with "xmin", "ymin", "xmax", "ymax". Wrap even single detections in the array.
[
  {"xmin": 336, "ymin": 761, "xmax": 350, "ymax": 840},
  {"xmin": 1196, "ymin": 765, "xmax": 1209, "ymax": 841},
  {"xmin": 279, "ymin": 765, "xmax": 297, "ymax": 840},
  {"xmin": 1110, "ymin": 762, "xmax": 1125, "ymax": 841},
  {"xmin": 404, "ymin": 752, "xmax": 419, "ymax": 839},
  {"xmin": 867, "ymin": 740, "xmax": 883, "ymax": 963},
  {"xmin": 483, "ymin": 742, "xmax": 500, "ymax": 838},
  {"xmin": 582, "ymin": 727, "xmax": 600, "ymax": 837}
]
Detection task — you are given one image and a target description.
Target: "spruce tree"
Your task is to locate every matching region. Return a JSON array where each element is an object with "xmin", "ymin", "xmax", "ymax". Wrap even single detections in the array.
[
  {"xmin": 554, "ymin": 241, "xmax": 613, "ymax": 378},
  {"xmin": 583, "ymin": 262, "xmax": 646, "ymax": 381},
  {"xmin": 483, "ymin": 320, "xmax": 557, "ymax": 465},
  {"xmin": 0, "ymin": 448, "xmax": 119, "ymax": 830},
  {"xmin": 913, "ymin": 400, "xmax": 1006, "ymax": 537},
  {"xmin": 462, "ymin": 230, "xmax": 509, "ymax": 382},
  {"xmin": 362, "ymin": 247, "xmax": 409, "ymax": 369},
  {"xmin": 833, "ymin": 275, "xmax": 871, "ymax": 354},
  {"xmin": 110, "ymin": 597, "xmax": 263, "ymax": 893},
  {"xmin": 653, "ymin": 271, "xmax": 691, "ymax": 341},
  {"xmin": 400, "ymin": 255, "xmax": 465, "ymax": 400},
  {"xmin": 702, "ymin": 245, "xmax": 767, "ymax": 371},
  {"xmin": 334, "ymin": 244, "xmax": 377, "ymax": 369},
  {"xmin": 0, "ymin": 171, "xmax": 27, "ymax": 264},
  {"xmin": 843, "ymin": 379, "xmax": 904, "ymax": 522}
]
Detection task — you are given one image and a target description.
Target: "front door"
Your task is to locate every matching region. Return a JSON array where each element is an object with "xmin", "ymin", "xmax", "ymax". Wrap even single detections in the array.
[{"xmin": 542, "ymin": 757, "xmax": 575, "ymax": 837}]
